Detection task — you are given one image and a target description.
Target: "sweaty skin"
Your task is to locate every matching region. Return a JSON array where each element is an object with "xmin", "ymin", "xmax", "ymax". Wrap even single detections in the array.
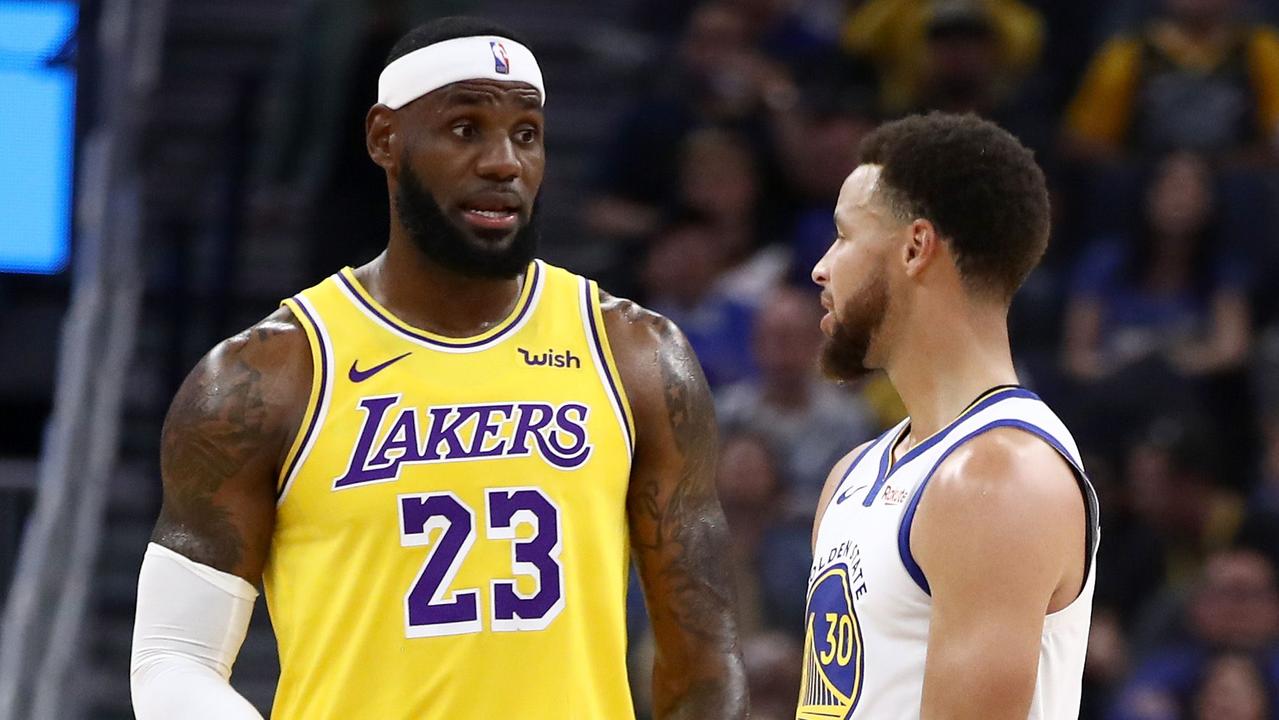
[{"xmin": 149, "ymin": 77, "xmax": 746, "ymax": 719}]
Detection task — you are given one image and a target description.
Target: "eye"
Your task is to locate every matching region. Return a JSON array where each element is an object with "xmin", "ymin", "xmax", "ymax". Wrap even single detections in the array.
[
  {"xmin": 514, "ymin": 126, "xmax": 539, "ymax": 144},
  {"xmin": 452, "ymin": 121, "xmax": 477, "ymax": 139}
]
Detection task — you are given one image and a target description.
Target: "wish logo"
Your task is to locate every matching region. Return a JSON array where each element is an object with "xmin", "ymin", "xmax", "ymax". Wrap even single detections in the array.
[
  {"xmin": 333, "ymin": 395, "xmax": 592, "ymax": 489},
  {"xmin": 518, "ymin": 348, "xmax": 581, "ymax": 369}
]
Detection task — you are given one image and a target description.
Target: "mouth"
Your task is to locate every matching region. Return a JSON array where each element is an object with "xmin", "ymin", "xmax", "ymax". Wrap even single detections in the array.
[
  {"xmin": 819, "ymin": 293, "xmax": 835, "ymax": 336},
  {"xmin": 458, "ymin": 192, "xmax": 523, "ymax": 233}
]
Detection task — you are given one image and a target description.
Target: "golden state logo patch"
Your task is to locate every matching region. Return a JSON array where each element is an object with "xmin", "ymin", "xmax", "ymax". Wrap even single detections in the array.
[{"xmin": 797, "ymin": 564, "xmax": 865, "ymax": 719}]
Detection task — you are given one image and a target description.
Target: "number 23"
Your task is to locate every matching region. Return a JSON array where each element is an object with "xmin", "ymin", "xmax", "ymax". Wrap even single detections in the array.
[{"xmin": 398, "ymin": 487, "xmax": 565, "ymax": 638}]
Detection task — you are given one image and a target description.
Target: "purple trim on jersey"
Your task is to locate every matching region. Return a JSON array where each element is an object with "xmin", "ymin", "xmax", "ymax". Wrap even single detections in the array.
[
  {"xmin": 830, "ymin": 426, "xmax": 895, "ymax": 505},
  {"xmin": 337, "ymin": 261, "xmax": 540, "ymax": 349},
  {"xmin": 581, "ymin": 281, "xmax": 633, "ymax": 451},
  {"xmin": 896, "ymin": 417, "xmax": 1097, "ymax": 596},
  {"xmin": 862, "ymin": 387, "xmax": 1037, "ymax": 507},
  {"xmin": 279, "ymin": 298, "xmax": 329, "ymax": 497}
]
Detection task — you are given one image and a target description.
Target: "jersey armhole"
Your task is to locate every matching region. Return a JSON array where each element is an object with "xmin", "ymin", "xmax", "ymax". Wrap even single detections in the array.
[
  {"xmin": 578, "ymin": 278, "xmax": 636, "ymax": 456},
  {"xmin": 897, "ymin": 419, "xmax": 1100, "ymax": 598},
  {"xmin": 276, "ymin": 295, "xmax": 334, "ymax": 504}
]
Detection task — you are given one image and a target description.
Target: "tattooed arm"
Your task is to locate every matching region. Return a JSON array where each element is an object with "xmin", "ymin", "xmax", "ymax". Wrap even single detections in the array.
[
  {"xmin": 132, "ymin": 308, "xmax": 311, "ymax": 719},
  {"xmin": 601, "ymin": 293, "xmax": 748, "ymax": 720},
  {"xmin": 151, "ymin": 307, "xmax": 311, "ymax": 578}
]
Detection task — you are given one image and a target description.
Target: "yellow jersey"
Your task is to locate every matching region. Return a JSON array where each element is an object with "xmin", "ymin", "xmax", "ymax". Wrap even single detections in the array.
[{"xmin": 263, "ymin": 260, "xmax": 637, "ymax": 719}]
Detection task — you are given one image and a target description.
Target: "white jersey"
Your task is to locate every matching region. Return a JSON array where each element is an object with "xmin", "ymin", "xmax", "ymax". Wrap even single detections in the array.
[{"xmin": 798, "ymin": 386, "xmax": 1099, "ymax": 720}]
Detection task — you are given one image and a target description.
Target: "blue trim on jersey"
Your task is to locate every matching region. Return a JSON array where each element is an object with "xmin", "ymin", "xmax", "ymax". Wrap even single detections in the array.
[
  {"xmin": 831, "ymin": 426, "xmax": 895, "ymax": 505},
  {"xmin": 862, "ymin": 387, "xmax": 1037, "ymax": 507},
  {"xmin": 896, "ymin": 417, "xmax": 1095, "ymax": 596}
]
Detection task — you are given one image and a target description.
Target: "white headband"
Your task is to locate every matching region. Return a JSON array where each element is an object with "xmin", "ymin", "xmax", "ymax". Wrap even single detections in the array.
[{"xmin": 378, "ymin": 35, "xmax": 546, "ymax": 110}]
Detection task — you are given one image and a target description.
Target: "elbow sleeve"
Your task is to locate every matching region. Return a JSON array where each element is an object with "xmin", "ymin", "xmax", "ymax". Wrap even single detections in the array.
[{"xmin": 130, "ymin": 543, "xmax": 264, "ymax": 719}]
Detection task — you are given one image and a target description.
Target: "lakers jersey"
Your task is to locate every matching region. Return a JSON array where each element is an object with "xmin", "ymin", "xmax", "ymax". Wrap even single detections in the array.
[
  {"xmin": 798, "ymin": 386, "xmax": 1099, "ymax": 720},
  {"xmin": 262, "ymin": 260, "xmax": 636, "ymax": 719}
]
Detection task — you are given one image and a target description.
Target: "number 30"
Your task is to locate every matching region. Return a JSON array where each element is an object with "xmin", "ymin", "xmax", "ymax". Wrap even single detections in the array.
[{"xmin": 398, "ymin": 488, "xmax": 564, "ymax": 638}]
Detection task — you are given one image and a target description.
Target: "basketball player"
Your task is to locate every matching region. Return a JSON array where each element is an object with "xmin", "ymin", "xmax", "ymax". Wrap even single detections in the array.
[
  {"xmin": 797, "ymin": 113, "xmax": 1098, "ymax": 719},
  {"xmin": 130, "ymin": 18, "xmax": 746, "ymax": 720}
]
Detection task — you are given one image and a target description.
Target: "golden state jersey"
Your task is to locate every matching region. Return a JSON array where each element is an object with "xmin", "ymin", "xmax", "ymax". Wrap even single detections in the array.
[
  {"xmin": 799, "ymin": 387, "xmax": 1099, "ymax": 720},
  {"xmin": 262, "ymin": 260, "xmax": 637, "ymax": 719}
]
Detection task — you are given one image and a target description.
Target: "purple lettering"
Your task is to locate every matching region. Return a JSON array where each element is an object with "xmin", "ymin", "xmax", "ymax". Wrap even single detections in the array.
[
  {"xmin": 370, "ymin": 408, "xmax": 423, "ymax": 468},
  {"xmin": 333, "ymin": 395, "xmax": 400, "ymax": 489},
  {"xmin": 423, "ymin": 406, "xmax": 471, "ymax": 460},
  {"xmin": 540, "ymin": 404, "xmax": 592, "ymax": 470},
  {"xmin": 509, "ymin": 403, "xmax": 554, "ymax": 456},
  {"xmin": 466, "ymin": 404, "xmax": 514, "ymax": 459}
]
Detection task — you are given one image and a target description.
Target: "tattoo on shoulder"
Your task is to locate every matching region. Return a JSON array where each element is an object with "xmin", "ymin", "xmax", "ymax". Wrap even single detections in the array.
[
  {"xmin": 152, "ymin": 321, "xmax": 289, "ymax": 572},
  {"xmin": 631, "ymin": 320, "xmax": 736, "ymax": 648}
]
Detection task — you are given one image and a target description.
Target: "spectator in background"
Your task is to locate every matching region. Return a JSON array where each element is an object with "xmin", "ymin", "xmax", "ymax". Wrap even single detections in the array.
[
  {"xmin": 626, "ymin": 0, "xmax": 843, "ymax": 72},
  {"xmin": 717, "ymin": 286, "xmax": 877, "ymax": 516},
  {"xmin": 1063, "ymin": 0, "xmax": 1279, "ymax": 164},
  {"xmin": 740, "ymin": 631, "xmax": 804, "ymax": 720},
  {"xmin": 842, "ymin": 0, "xmax": 1044, "ymax": 115},
  {"xmin": 676, "ymin": 127, "xmax": 790, "ymax": 303},
  {"xmin": 1191, "ymin": 653, "xmax": 1274, "ymax": 720},
  {"xmin": 1107, "ymin": 548, "xmax": 1279, "ymax": 720},
  {"xmin": 639, "ymin": 213, "xmax": 756, "ymax": 387},
  {"xmin": 715, "ymin": 434, "xmax": 810, "ymax": 634},
  {"xmin": 911, "ymin": 1, "xmax": 1053, "ymax": 154},
  {"xmin": 586, "ymin": 3, "xmax": 797, "ymax": 245},
  {"xmin": 1061, "ymin": 153, "xmax": 1252, "ymax": 443},
  {"xmin": 777, "ymin": 86, "xmax": 880, "ymax": 285}
]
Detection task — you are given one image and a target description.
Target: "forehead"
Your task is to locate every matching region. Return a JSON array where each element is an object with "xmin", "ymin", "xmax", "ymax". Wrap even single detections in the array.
[{"xmin": 835, "ymin": 165, "xmax": 885, "ymax": 221}]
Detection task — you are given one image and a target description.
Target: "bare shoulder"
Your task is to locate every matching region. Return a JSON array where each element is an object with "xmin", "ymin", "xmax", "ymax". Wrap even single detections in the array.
[
  {"xmin": 598, "ymin": 290, "xmax": 681, "ymax": 360},
  {"xmin": 153, "ymin": 306, "xmax": 313, "ymax": 578},
  {"xmin": 926, "ymin": 427, "xmax": 1081, "ymax": 512},
  {"xmin": 597, "ymin": 290, "xmax": 701, "ymax": 424},
  {"xmin": 912, "ymin": 427, "xmax": 1084, "ymax": 593}
]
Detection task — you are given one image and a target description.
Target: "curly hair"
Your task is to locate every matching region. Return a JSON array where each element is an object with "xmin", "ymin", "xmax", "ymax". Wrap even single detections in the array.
[{"xmin": 859, "ymin": 112, "xmax": 1050, "ymax": 302}]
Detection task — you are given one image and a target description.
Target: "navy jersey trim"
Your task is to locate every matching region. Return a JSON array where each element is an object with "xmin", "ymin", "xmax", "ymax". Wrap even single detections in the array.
[
  {"xmin": 579, "ymin": 278, "xmax": 634, "ymax": 453},
  {"xmin": 336, "ymin": 260, "xmax": 542, "ymax": 351},
  {"xmin": 862, "ymin": 387, "xmax": 1036, "ymax": 507},
  {"xmin": 896, "ymin": 418, "xmax": 1095, "ymax": 596},
  {"xmin": 277, "ymin": 294, "xmax": 333, "ymax": 502},
  {"xmin": 830, "ymin": 426, "xmax": 896, "ymax": 505}
]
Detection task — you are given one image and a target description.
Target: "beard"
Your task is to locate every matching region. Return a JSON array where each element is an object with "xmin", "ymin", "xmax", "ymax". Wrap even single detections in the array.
[
  {"xmin": 394, "ymin": 160, "xmax": 539, "ymax": 279},
  {"xmin": 819, "ymin": 271, "xmax": 890, "ymax": 383}
]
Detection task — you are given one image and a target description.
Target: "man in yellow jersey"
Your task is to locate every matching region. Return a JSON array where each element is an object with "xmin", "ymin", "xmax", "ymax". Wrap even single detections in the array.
[{"xmin": 129, "ymin": 16, "xmax": 747, "ymax": 720}]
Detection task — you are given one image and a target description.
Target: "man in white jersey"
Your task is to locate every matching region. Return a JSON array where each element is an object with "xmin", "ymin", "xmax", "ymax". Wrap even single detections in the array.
[{"xmin": 798, "ymin": 112, "xmax": 1099, "ymax": 719}]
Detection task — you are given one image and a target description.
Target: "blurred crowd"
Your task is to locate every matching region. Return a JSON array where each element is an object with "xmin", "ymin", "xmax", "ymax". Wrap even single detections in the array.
[
  {"xmin": 253, "ymin": 0, "xmax": 1279, "ymax": 718},
  {"xmin": 598, "ymin": 1, "xmax": 1279, "ymax": 717}
]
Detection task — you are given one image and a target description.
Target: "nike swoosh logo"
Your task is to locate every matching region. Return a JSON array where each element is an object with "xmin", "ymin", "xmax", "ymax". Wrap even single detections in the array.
[
  {"xmin": 835, "ymin": 483, "xmax": 870, "ymax": 505},
  {"xmin": 349, "ymin": 352, "xmax": 412, "ymax": 383}
]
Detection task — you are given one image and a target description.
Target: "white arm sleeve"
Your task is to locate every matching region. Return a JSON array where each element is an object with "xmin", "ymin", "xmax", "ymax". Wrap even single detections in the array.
[{"xmin": 130, "ymin": 542, "xmax": 264, "ymax": 720}]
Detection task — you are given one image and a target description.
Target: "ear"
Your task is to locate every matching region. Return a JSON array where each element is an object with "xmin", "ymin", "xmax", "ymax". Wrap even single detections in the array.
[
  {"xmin": 366, "ymin": 104, "xmax": 397, "ymax": 175},
  {"xmin": 901, "ymin": 218, "xmax": 940, "ymax": 280}
]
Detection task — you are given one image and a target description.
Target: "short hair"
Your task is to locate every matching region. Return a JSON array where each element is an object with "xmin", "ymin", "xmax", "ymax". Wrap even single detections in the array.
[
  {"xmin": 859, "ymin": 112, "xmax": 1050, "ymax": 301},
  {"xmin": 386, "ymin": 16, "xmax": 529, "ymax": 67}
]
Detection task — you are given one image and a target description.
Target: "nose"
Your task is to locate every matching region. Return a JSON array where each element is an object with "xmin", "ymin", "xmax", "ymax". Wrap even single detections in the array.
[
  {"xmin": 812, "ymin": 243, "xmax": 833, "ymax": 287},
  {"xmin": 476, "ymin": 137, "xmax": 521, "ymax": 183}
]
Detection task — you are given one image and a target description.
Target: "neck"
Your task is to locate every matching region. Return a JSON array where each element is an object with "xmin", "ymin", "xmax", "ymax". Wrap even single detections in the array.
[
  {"xmin": 884, "ymin": 297, "xmax": 1018, "ymax": 446},
  {"xmin": 356, "ymin": 233, "xmax": 527, "ymax": 337}
]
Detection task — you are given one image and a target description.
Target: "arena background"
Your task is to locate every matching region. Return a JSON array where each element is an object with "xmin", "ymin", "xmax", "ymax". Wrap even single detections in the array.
[{"xmin": 2, "ymin": 0, "xmax": 1279, "ymax": 718}]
